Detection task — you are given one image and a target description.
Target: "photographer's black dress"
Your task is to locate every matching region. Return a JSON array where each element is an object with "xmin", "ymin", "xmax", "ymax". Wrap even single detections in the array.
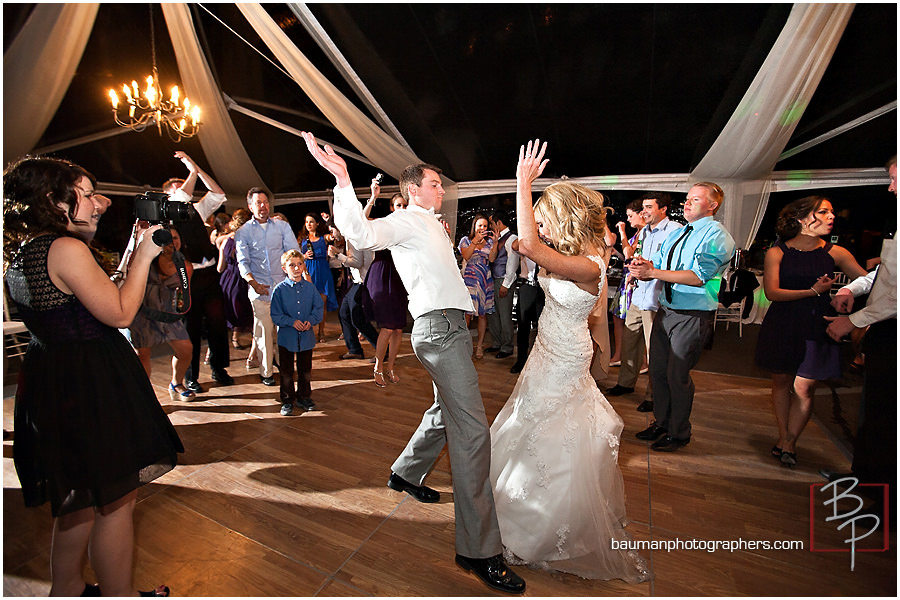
[{"xmin": 5, "ymin": 234, "xmax": 184, "ymax": 517}]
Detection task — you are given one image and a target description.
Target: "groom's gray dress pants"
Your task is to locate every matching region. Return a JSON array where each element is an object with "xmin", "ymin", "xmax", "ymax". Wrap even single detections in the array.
[{"xmin": 390, "ymin": 308, "xmax": 503, "ymax": 558}]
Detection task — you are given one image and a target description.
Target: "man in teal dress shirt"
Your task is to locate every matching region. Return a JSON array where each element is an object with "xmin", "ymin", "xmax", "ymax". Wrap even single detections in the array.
[{"xmin": 628, "ymin": 182, "xmax": 736, "ymax": 452}]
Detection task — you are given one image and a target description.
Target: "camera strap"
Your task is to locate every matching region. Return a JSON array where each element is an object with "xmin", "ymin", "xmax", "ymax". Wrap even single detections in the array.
[{"xmin": 140, "ymin": 250, "xmax": 192, "ymax": 323}]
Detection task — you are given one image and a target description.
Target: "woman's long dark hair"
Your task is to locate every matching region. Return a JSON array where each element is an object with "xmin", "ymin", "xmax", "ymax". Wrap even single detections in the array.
[{"xmin": 300, "ymin": 212, "xmax": 326, "ymax": 239}]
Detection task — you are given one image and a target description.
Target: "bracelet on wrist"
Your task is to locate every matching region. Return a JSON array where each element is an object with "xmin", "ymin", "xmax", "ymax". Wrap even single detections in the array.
[{"xmin": 811, "ymin": 287, "xmax": 820, "ymax": 297}]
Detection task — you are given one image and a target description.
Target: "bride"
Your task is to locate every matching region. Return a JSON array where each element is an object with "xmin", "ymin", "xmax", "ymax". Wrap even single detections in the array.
[{"xmin": 490, "ymin": 139, "xmax": 650, "ymax": 582}]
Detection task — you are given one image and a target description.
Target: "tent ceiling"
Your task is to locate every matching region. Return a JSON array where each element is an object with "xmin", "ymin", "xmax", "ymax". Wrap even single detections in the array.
[{"xmin": 3, "ymin": 3, "xmax": 896, "ymax": 198}]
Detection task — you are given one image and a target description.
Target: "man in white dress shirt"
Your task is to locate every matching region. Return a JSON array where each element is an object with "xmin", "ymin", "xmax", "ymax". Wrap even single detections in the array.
[
  {"xmin": 823, "ymin": 156, "xmax": 896, "ymax": 517},
  {"xmin": 301, "ymin": 132, "xmax": 525, "ymax": 594}
]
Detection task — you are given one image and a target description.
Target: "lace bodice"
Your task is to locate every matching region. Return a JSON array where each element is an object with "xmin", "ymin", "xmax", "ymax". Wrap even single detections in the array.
[
  {"xmin": 5, "ymin": 234, "xmax": 114, "ymax": 343},
  {"xmin": 528, "ymin": 255, "xmax": 605, "ymax": 401}
]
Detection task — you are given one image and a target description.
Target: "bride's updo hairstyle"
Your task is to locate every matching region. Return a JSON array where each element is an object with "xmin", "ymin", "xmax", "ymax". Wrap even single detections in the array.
[
  {"xmin": 534, "ymin": 182, "xmax": 608, "ymax": 257},
  {"xmin": 774, "ymin": 196, "xmax": 827, "ymax": 242}
]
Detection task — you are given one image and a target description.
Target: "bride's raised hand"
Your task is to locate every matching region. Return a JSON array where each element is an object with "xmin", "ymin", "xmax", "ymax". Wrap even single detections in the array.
[{"xmin": 516, "ymin": 139, "xmax": 549, "ymax": 184}]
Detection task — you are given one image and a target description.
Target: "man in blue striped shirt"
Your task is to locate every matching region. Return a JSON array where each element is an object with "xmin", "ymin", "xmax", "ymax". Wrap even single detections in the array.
[
  {"xmin": 235, "ymin": 188, "xmax": 301, "ymax": 386},
  {"xmin": 628, "ymin": 182, "xmax": 735, "ymax": 452},
  {"xmin": 606, "ymin": 192, "xmax": 682, "ymax": 411}
]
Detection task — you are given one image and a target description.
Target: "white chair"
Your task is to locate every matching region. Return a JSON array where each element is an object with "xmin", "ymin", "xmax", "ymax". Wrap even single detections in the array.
[
  {"xmin": 714, "ymin": 296, "xmax": 746, "ymax": 337},
  {"xmin": 830, "ymin": 270, "xmax": 851, "ymax": 296},
  {"xmin": 3, "ymin": 286, "xmax": 30, "ymax": 375}
]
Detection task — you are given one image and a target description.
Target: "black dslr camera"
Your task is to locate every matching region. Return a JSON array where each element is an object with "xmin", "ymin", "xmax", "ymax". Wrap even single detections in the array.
[{"xmin": 133, "ymin": 191, "xmax": 193, "ymax": 224}]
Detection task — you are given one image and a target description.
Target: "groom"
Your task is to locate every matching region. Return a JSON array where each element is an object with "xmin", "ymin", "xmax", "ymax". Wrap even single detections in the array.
[{"xmin": 301, "ymin": 132, "xmax": 525, "ymax": 594}]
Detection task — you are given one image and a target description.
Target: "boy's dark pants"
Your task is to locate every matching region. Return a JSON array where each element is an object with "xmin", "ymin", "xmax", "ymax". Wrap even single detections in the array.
[{"xmin": 279, "ymin": 346, "xmax": 313, "ymax": 403}]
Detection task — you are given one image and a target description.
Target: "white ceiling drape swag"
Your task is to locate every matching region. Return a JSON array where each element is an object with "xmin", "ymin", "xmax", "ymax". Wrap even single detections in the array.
[
  {"xmin": 3, "ymin": 3, "xmax": 99, "ymax": 167},
  {"xmin": 161, "ymin": 3, "xmax": 265, "ymax": 204},
  {"xmin": 236, "ymin": 2, "xmax": 461, "ymax": 237},
  {"xmin": 691, "ymin": 3, "xmax": 855, "ymax": 249}
]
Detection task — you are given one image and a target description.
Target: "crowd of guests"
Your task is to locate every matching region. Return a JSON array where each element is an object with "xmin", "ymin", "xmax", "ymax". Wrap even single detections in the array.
[{"xmin": 3, "ymin": 144, "xmax": 894, "ymax": 595}]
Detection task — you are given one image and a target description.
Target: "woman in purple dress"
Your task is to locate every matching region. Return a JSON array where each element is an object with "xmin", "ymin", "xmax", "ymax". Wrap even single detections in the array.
[
  {"xmin": 755, "ymin": 196, "xmax": 866, "ymax": 467},
  {"xmin": 363, "ymin": 190, "xmax": 410, "ymax": 387},
  {"xmin": 458, "ymin": 213, "xmax": 498, "ymax": 358},
  {"xmin": 217, "ymin": 208, "xmax": 257, "ymax": 366}
]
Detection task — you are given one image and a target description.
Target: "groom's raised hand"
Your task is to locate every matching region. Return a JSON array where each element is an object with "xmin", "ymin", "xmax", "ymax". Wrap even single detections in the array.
[{"xmin": 301, "ymin": 131, "xmax": 352, "ymax": 189}]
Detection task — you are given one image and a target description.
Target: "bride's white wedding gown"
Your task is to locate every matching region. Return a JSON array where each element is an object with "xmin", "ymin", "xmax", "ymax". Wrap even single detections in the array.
[{"xmin": 490, "ymin": 256, "xmax": 650, "ymax": 582}]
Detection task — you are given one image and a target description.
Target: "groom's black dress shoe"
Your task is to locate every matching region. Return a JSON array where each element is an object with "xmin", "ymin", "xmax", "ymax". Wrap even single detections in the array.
[
  {"xmin": 606, "ymin": 384, "xmax": 634, "ymax": 396},
  {"xmin": 387, "ymin": 473, "xmax": 440, "ymax": 503},
  {"xmin": 455, "ymin": 554, "xmax": 526, "ymax": 594},
  {"xmin": 651, "ymin": 435, "xmax": 690, "ymax": 452},
  {"xmin": 635, "ymin": 422, "xmax": 667, "ymax": 441}
]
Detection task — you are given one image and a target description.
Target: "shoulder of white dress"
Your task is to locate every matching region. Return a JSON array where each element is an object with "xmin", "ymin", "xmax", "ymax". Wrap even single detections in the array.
[{"xmin": 586, "ymin": 254, "xmax": 607, "ymax": 270}]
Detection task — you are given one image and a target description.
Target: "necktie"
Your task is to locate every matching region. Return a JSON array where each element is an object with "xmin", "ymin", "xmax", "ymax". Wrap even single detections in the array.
[{"xmin": 664, "ymin": 225, "xmax": 693, "ymax": 303}]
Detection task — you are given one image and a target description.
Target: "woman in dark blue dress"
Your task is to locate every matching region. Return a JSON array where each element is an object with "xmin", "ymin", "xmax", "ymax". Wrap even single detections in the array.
[
  {"xmin": 299, "ymin": 212, "xmax": 338, "ymax": 342},
  {"xmin": 755, "ymin": 196, "xmax": 866, "ymax": 467}
]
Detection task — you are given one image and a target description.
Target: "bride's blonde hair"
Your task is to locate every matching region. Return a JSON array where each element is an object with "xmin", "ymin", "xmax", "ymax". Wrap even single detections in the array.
[{"xmin": 534, "ymin": 182, "xmax": 608, "ymax": 257}]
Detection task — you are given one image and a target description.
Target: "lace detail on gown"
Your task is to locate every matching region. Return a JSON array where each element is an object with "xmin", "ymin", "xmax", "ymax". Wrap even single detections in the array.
[{"xmin": 490, "ymin": 255, "xmax": 651, "ymax": 582}]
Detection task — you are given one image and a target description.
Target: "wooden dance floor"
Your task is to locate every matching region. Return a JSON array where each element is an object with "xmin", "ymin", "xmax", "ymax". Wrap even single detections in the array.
[{"xmin": 3, "ymin": 317, "xmax": 896, "ymax": 596}]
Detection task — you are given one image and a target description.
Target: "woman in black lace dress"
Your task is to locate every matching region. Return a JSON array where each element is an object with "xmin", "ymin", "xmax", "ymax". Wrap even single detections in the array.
[{"xmin": 3, "ymin": 157, "xmax": 182, "ymax": 597}]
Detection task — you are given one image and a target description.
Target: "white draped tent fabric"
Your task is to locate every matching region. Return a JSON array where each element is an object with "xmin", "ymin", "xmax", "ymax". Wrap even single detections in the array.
[
  {"xmin": 236, "ymin": 3, "xmax": 460, "ymax": 234},
  {"xmin": 161, "ymin": 3, "xmax": 265, "ymax": 203},
  {"xmin": 691, "ymin": 3, "xmax": 855, "ymax": 249},
  {"xmin": 2, "ymin": 3, "xmax": 891, "ymax": 244},
  {"xmin": 2, "ymin": 3, "xmax": 99, "ymax": 167}
]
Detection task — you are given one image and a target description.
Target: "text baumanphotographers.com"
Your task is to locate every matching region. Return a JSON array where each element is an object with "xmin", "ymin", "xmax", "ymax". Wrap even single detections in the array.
[{"xmin": 612, "ymin": 538, "xmax": 804, "ymax": 553}]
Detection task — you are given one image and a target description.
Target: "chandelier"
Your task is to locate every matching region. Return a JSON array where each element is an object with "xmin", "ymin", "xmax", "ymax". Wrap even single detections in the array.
[{"xmin": 107, "ymin": 5, "xmax": 200, "ymax": 142}]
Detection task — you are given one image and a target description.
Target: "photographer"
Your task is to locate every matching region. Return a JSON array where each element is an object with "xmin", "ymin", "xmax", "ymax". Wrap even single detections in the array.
[
  {"xmin": 3, "ymin": 156, "xmax": 180, "ymax": 597},
  {"xmin": 123, "ymin": 224, "xmax": 196, "ymax": 400},
  {"xmin": 161, "ymin": 151, "xmax": 234, "ymax": 392}
]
